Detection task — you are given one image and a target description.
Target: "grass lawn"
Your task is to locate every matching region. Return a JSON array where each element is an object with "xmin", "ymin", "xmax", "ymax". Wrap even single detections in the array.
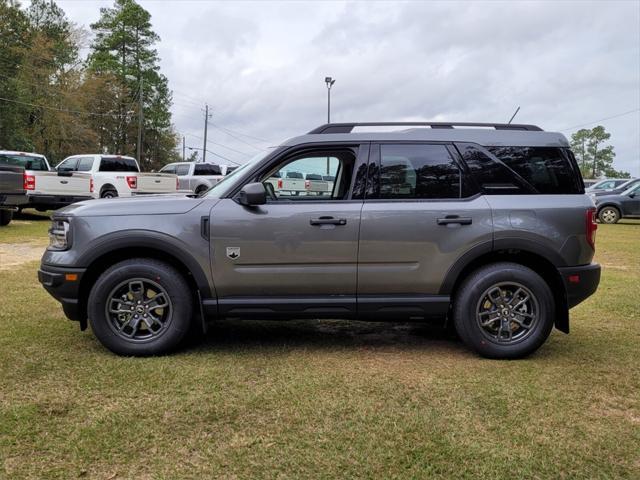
[{"xmin": 1, "ymin": 214, "xmax": 639, "ymax": 478}]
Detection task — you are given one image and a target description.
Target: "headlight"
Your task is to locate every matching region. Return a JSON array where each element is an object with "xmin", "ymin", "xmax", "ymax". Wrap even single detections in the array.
[{"xmin": 48, "ymin": 219, "xmax": 71, "ymax": 250}]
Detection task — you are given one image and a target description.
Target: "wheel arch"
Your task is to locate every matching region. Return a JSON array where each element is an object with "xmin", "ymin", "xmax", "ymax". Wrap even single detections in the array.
[
  {"xmin": 440, "ymin": 242, "xmax": 569, "ymax": 333},
  {"xmin": 99, "ymin": 183, "xmax": 116, "ymax": 195},
  {"xmin": 597, "ymin": 202, "xmax": 622, "ymax": 215},
  {"xmin": 76, "ymin": 233, "xmax": 212, "ymax": 323}
]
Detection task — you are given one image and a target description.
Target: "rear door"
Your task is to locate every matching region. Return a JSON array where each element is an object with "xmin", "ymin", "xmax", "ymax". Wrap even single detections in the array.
[
  {"xmin": 357, "ymin": 143, "xmax": 493, "ymax": 317},
  {"xmin": 209, "ymin": 144, "xmax": 368, "ymax": 318}
]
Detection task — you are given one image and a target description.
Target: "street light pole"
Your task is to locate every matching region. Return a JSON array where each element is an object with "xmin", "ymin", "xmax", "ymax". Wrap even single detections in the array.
[
  {"xmin": 136, "ymin": 77, "xmax": 143, "ymax": 165},
  {"xmin": 325, "ymin": 76, "xmax": 335, "ymax": 123}
]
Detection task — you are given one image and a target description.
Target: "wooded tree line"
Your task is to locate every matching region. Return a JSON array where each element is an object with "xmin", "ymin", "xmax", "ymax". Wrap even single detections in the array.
[{"xmin": 0, "ymin": 0, "xmax": 179, "ymax": 169}]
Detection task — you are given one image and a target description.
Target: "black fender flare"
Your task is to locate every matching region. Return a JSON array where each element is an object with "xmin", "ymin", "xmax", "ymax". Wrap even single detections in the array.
[{"xmin": 76, "ymin": 230, "xmax": 213, "ymax": 297}]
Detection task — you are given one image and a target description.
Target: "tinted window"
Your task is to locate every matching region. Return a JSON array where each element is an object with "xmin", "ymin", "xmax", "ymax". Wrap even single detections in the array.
[
  {"xmin": 160, "ymin": 165, "xmax": 176, "ymax": 174},
  {"xmin": 99, "ymin": 157, "xmax": 138, "ymax": 172},
  {"xmin": 194, "ymin": 163, "xmax": 222, "ymax": 176},
  {"xmin": 175, "ymin": 164, "xmax": 191, "ymax": 176},
  {"xmin": 377, "ymin": 144, "xmax": 461, "ymax": 199},
  {"xmin": 456, "ymin": 143, "xmax": 526, "ymax": 194},
  {"xmin": 286, "ymin": 171, "xmax": 303, "ymax": 179},
  {"xmin": 486, "ymin": 146, "xmax": 582, "ymax": 194},
  {"xmin": 306, "ymin": 173, "xmax": 322, "ymax": 180},
  {"xmin": 0, "ymin": 154, "xmax": 48, "ymax": 171},
  {"xmin": 77, "ymin": 158, "xmax": 94, "ymax": 172}
]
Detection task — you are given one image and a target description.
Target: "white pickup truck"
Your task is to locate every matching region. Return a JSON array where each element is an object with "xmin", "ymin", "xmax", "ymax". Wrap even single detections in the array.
[
  {"xmin": 0, "ymin": 150, "xmax": 92, "ymax": 212},
  {"xmin": 265, "ymin": 171, "xmax": 330, "ymax": 197},
  {"xmin": 57, "ymin": 154, "xmax": 178, "ymax": 198}
]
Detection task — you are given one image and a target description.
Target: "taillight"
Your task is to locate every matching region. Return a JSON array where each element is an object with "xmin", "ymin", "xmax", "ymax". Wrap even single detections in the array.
[
  {"xmin": 305, "ymin": 180, "xmax": 310, "ymax": 189},
  {"xmin": 586, "ymin": 207, "xmax": 597, "ymax": 250},
  {"xmin": 126, "ymin": 176, "xmax": 137, "ymax": 189},
  {"xmin": 277, "ymin": 179, "xmax": 283, "ymax": 189},
  {"xmin": 176, "ymin": 177, "xmax": 179, "ymax": 190},
  {"xmin": 89, "ymin": 178, "xmax": 94, "ymax": 193},
  {"xmin": 23, "ymin": 173, "xmax": 35, "ymax": 190}
]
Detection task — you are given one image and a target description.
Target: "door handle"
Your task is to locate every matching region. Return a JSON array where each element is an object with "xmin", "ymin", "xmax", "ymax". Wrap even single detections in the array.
[
  {"xmin": 310, "ymin": 216, "xmax": 347, "ymax": 226},
  {"xmin": 437, "ymin": 215, "xmax": 472, "ymax": 226},
  {"xmin": 60, "ymin": 180, "xmax": 68, "ymax": 184}
]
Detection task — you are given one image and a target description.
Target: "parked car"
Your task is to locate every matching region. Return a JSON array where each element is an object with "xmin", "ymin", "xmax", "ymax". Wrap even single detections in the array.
[
  {"xmin": 159, "ymin": 162, "xmax": 224, "ymax": 194},
  {"xmin": 0, "ymin": 164, "xmax": 26, "ymax": 226},
  {"xmin": 56, "ymin": 154, "xmax": 178, "ymax": 198},
  {"xmin": 39, "ymin": 121, "xmax": 600, "ymax": 359},
  {"xmin": 1, "ymin": 150, "xmax": 91, "ymax": 212},
  {"xmin": 594, "ymin": 182, "xmax": 640, "ymax": 223},
  {"xmin": 585, "ymin": 178, "xmax": 628, "ymax": 193},
  {"xmin": 589, "ymin": 177, "xmax": 640, "ymax": 198},
  {"xmin": 582, "ymin": 179, "xmax": 598, "ymax": 188}
]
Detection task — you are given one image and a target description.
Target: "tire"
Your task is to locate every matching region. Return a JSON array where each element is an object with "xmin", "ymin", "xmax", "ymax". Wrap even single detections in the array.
[
  {"xmin": 453, "ymin": 262, "xmax": 555, "ymax": 359},
  {"xmin": 0, "ymin": 210, "xmax": 12, "ymax": 226},
  {"xmin": 101, "ymin": 189, "xmax": 118, "ymax": 199},
  {"xmin": 88, "ymin": 258, "xmax": 193, "ymax": 356},
  {"xmin": 598, "ymin": 206, "xmax": 620, "ymax": 224},
  {"xmin": 195, "ymin": 185, "xmax": 208, "ymax": 195}
]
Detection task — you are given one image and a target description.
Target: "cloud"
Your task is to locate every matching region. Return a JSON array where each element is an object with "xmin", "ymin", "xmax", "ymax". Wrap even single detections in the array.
[{"xmin": 55, "ymin": 0, "xmax": 640, "ymax": 174}]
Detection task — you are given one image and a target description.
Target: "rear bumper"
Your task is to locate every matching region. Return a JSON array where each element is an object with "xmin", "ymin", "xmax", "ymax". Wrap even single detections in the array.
[
  {"xmin": 0, "ymin": 193, "xmax": 27, "ymax": 207},
  {"xmin": 38, "ymin": 264, "xmax": 86, "ymax": 322},
  {"xmin": 27, "ymin": 194, "xmax": 91, "ymax": 209},
  {"xmin": 558, "ymin": 263, "xmax": 601, "ymax": 309}
]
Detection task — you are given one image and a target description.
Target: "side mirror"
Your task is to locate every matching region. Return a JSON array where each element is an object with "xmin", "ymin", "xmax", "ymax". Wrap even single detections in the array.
[
  {"xmin": 57, "ymin": 169, "xmax": 73, "ymax": 177},
  {"xmin": 629, "ymin": 192, "xmax": 636, "ymax": 198},
  {"xmin": 238, "ymin": 182, "xmax": 267, "ymax": 206}
]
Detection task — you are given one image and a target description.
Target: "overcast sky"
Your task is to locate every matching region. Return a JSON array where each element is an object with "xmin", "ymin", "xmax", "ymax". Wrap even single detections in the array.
[{"xmin": 51, "ymin": 0, "xmax": 640, "ymax": 174}]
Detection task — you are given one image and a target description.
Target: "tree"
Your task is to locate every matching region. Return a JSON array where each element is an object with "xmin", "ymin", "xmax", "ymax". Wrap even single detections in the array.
[
  {"xmin": 569, "ymin": 125, "xmax": 629, "ymax": 179},
  {"xmin": 87, "ymin": 0, "xmax": 177, "ymax": 169}
]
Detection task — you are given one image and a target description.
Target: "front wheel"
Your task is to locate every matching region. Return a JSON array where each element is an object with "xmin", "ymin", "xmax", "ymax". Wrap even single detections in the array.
[
  {"xmin": 453, "ymin": 262, "xmax": 555, "ymax": 359},
  {"xmin": 88, "ymin": 258, "xmax": 193, "ymax": 356},
  {"xmin": 598, "ymin": 206, "xmax": 620, "ymax": 224}
]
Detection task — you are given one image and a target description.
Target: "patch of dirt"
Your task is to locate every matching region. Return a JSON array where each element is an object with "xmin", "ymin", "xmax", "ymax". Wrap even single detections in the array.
[{"xmin": 0, "ymin": 243, "xmax": 46, "ymax": 270}]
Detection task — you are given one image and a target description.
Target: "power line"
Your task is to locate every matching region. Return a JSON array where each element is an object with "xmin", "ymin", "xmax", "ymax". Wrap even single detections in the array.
[
  {"xmin": 559, "ymin": 108, "xmax": 640, "ymax": 132},
  {"xmin": 211, "ymin": 123, "xmax": 271, "ymax": 144},
  {"xmin": 210, "ymin": 123, "xmax": 266, "ymax": 150},
  {"xmin": 184, "ymin": 132, "xmax": 252, "ymax": 157}
]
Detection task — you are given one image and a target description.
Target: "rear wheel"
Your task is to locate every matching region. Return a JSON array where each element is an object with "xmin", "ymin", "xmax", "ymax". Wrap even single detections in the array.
[
  {"xmin": 0, "ymin": 210, "xmax": 12, "ymax": 226},
  {"xmin": 195, "ymin": 185, "xmax": 208, "ymax": 195},
  {"xmin": 453, "ymin": 262, "xmax": 555, "ymax": 359},
  {"xmin": 598, "ymin": 206, "xmax": 620, "ymax": 224},
  {"xmin": 88, "ymin": 259, "xmax": 193, "ymax": 356},
  {"xmin": 101, "ymin": 188, "xmax": 118, "ymax": 199}
]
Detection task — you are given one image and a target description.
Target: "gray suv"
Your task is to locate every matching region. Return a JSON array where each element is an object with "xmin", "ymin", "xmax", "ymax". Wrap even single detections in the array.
[{"xmin": 38, "ymin": 122, "xmax": 601, "ymax": 359}]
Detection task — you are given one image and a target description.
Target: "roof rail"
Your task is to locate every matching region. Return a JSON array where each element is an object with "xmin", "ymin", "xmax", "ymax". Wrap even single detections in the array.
[{"xmin": 307, "ymin": 122, "xmax": 543, "ymax": 134}]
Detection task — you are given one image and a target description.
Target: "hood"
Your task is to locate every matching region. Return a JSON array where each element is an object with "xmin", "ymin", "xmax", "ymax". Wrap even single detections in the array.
[{"xmin": 57, "ymin": 194, "xmax": 207, "ymax": 217}]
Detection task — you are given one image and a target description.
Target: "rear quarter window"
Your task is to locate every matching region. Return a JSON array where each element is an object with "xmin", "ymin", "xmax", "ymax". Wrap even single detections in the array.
[{"xmin": 486, "ymin": 146, "xmax": 582, "ymax": 194}]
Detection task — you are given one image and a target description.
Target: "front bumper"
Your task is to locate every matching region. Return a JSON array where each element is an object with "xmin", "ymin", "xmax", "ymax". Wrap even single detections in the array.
[
  {"xmin": 558, "ymin": 263, "xmax": 601, "ymax": 309},
  {"xmin": 38, "ymin": 264, "xmax": 87, "ymax": 323}
]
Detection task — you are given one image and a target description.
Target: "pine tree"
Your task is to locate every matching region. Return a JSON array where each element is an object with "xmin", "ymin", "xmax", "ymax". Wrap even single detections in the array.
[{"xmin": 87, "ymin": 0, "xmax": 178, "ymax": 168}]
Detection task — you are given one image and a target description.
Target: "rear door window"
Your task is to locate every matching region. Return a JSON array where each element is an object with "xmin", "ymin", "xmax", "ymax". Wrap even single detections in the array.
[
  {"xmin": 373, "ymin": 144, "xmax": 462, "ymax": 199},
  {"xmin": 99, "ymin": 157, "xmax": 139, "ymax": 172},
  {"xmin": 194, "ymin": 163, "xmax": 221, "ymax": 176}
]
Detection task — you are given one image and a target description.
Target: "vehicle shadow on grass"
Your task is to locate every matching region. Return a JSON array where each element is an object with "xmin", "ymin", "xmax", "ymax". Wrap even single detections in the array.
[
  {"xmin": 188, "ymin": 319, "xmax": 463, "ymax": 353},
  {"xmin": 14, "ymin": 209, "xmax": 52, "ymax": 221}
]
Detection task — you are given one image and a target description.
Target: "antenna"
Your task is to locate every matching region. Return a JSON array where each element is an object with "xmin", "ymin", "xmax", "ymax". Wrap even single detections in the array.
[{"xmin": 508, "ymin": 106, "xmax": 521, "ymax": 124}]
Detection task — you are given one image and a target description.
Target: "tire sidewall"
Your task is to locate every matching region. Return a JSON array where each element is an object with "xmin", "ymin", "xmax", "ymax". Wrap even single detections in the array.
[
  {"xmin": 88, "ymin": 260, "xmax": 192, "ymax": 356},
  {"xmin": 598, "ymin": 206, "xmax": 619, "ymax": 224},
  {"xmin": 454, "ymin": 263, "xmax": 555, "ymax": 359}
]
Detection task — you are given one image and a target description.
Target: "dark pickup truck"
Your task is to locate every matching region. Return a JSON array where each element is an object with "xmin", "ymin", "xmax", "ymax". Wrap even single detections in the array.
[{"xmin": 0, "ymin": 165, "xmax": 26, "ymax": 226}]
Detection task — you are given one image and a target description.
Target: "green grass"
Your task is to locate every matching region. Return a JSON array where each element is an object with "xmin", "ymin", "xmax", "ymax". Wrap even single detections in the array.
[{"xmin": 0, "ymin": 219, "xmax": 639, "ymax": 478}]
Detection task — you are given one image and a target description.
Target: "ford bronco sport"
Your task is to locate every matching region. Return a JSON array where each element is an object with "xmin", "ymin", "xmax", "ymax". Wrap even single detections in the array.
[{"xmin": 38, "ymin": 122, "xmax": 601, "ymax": 358}]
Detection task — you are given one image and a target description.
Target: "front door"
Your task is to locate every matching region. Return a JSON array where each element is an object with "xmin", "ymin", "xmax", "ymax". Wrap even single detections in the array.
[{"xmin": 209, "ymin": 145, "xmax": 368, "ymax": 318}]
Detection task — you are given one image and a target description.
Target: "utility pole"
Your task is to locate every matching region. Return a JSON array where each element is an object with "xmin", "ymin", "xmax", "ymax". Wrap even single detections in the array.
[
  {"xmin": 324, "ymin": 77, "xmax": 336, "ymax": 175},
  {"xmin": 202, "ymin": 104, "xmax": 212, "ymax": 163},
  {"xmin": 136, "ymin": 77, "xmax": 143, "ymax": 165},
  {"xmin": 182, "ymin": 136, "xmax": 185, "ymax": 161}
]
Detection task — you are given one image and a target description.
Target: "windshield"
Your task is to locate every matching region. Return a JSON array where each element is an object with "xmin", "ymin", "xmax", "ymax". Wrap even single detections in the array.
[
  {"xmin": 0, "ymin": 153, "xmax": 49, "ymax": 171},
  {"xmin": 205, "ymin": 149, "xmax": 275, "ymax": 198},
  {"xmin": 622, "ymin": 183, "xmax": 640, "ymax": 196}
]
